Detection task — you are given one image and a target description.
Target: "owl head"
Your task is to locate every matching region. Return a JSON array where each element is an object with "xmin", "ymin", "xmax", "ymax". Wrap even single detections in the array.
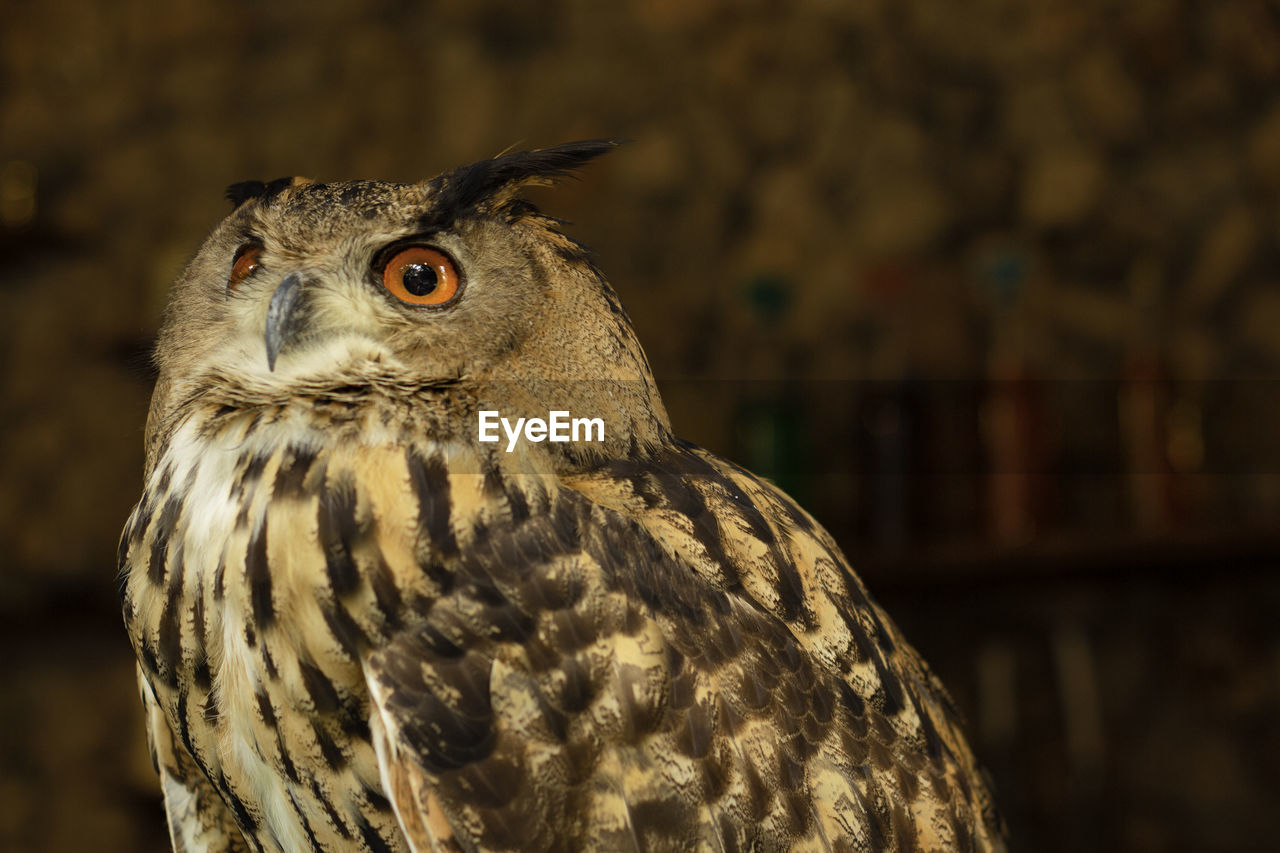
[{"xmin": 148, "ymin": 141, "xmax": 672, "ymax": 469}]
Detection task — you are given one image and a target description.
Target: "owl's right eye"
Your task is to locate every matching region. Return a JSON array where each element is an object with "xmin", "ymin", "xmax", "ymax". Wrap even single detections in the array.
[{"xmin": 228, "ymin": 244, "xmax": 264, "ymax": 290}]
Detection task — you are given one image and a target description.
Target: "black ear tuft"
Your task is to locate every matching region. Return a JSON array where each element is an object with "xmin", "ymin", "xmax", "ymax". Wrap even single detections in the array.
[
  {"xmin": 225, "ymin": 177, "xmax": 296, "ymax": 209},
  {"xmin": 425, "ymin": 139, "xmax": 624, "ymax": 228},
  {"xmin": 225, "ymin": 181, "xmax": 266, "ymax": 207}
]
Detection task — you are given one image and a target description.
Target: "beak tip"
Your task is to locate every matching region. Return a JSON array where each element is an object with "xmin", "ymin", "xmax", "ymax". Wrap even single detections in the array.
[{"xmin": 264, "ymin": 273, "xmax": 305, "ymax": 371}]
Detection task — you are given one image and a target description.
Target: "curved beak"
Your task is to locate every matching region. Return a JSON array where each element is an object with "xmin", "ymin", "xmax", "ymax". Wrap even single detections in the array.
[{"xmin": 264, "ymin": 273, "xmax": 309, "ymax": 371}]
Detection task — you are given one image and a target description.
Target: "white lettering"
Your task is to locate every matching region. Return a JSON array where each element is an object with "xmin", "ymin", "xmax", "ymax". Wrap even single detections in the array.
[
  {"xmin": 502, "ymin": 417, "xmax": 525, "ymax": 453},
  {"xmin": 478, "ymin": 411, "xmax": 500, "ymax": 442},
  {"xmin": 549, "ymin": 410, "xmax": 570, "ymax": 441},
  {"xmin": 573, "ymin": 417, "xmax": 605, "ymax": 442},
  {"xmin": 481, "ymin": 410, "xmax": 606, "ymax": 452}
]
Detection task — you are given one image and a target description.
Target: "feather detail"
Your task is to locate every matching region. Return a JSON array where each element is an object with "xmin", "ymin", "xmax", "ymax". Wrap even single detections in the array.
[{"xmin": 422, "ymin": 139, "xmax": 624, "ymax": 229}]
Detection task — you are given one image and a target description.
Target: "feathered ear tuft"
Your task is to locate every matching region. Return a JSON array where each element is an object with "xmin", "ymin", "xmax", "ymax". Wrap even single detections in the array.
[
  {"xmin": 224, "ymin": 177, "xmax": 307, "ymax": 209},
  {"xmin": 423, "ymin": 139, "xmax": 624, "ymax": 228}
]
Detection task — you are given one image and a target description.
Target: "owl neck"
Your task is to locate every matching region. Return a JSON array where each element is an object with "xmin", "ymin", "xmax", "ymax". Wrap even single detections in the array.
[{"xmin": 147, "ymin": 368, "xmax": 673, "ymax": 482}]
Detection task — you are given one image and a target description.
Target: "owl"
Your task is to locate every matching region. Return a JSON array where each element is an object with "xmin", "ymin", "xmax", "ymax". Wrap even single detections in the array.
[{"xmin": 119, "ymin": 141, "xmax": 1006, "ymax": 853}]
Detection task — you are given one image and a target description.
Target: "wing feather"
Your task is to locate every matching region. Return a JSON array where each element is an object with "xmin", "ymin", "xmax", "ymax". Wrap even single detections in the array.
[
  {"xmin": 139, "ymin": 667, "xmax": 253, "ymax": 853},
  {"xmin": 362, "ymin": 443, "xmax": 1006, "ymax": 852}
]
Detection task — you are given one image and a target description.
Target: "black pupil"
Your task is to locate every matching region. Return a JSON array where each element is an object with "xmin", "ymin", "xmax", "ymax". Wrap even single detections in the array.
[{"xmin": 402, "ymin": 263, "xmax": 439, "ymax": 296}]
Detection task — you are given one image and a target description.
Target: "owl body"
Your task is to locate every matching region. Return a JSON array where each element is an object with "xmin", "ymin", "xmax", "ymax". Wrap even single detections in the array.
[{"xmin": 120, "ymin": 142, "xmax": 1005, "ymax": 852}]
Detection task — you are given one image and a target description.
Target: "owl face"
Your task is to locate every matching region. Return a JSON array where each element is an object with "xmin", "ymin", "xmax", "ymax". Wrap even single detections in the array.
[
  {"xmin": 148, "ymin": 142, "xmax": 670, "ymax": 466},
  {"xmin": 171, "ymin": 188, "xmax": 546, "ymax": 384}
]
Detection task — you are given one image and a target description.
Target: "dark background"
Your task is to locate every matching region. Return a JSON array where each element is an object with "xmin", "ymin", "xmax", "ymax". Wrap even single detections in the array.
[{"xmin": 3, "ymin": 1, "xmax": 1280, "ymax": 850}]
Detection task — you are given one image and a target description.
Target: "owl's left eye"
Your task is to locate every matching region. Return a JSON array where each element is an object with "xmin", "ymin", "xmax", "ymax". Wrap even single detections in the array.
[
  {"xmin": 381, "ymin": 246, "xmax": 461, "ymax": 307},
  {"xmin": 228, "ymin": 244, "xmax": 264, "ymax": 290}
]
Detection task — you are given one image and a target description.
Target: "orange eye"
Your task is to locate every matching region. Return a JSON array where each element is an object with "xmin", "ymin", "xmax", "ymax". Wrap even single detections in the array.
[
  {"xmin": 382, "ymin": 247, "xmax": 460, "ymax": 307},
  {"xmin": 228, "ymin": 244, "xmax": 263, "ymax": 290}
]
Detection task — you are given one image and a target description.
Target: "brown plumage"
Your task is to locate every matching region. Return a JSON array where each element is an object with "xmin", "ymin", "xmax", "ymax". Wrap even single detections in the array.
[{"xmin": 119, "ymin": 141, "xmax": 1006, "ymax": 852}]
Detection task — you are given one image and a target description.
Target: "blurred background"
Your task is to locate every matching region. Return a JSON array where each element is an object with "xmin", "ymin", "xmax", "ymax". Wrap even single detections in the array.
[{"xmin": 3, "ymin": 0, "xmax": 1280, "ymax": 850}]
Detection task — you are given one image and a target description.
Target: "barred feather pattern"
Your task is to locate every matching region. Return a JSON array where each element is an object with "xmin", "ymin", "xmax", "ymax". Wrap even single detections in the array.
[{"xmin": 119, "ymin": 389, "xmax": 1005, "ymax": 853}]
